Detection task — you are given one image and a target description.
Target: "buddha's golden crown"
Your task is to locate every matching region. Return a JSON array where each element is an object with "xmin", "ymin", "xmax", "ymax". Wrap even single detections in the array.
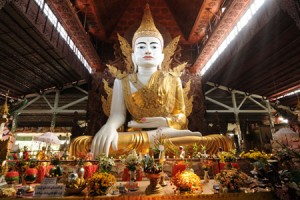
[{"xmin": 132, "ymin": 4, "xmax": 164, "ymax": 48}]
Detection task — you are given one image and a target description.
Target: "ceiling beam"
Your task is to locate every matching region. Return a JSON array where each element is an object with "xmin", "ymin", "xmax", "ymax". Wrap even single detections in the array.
[
  {"xmin": 44, "ymin": 0, "xmax": 102, "ymax": 71},
  {"xmin": 191, "ymin": 0, "xmax": 252, "ymax": 73},
  {"xmin": 205, "ymin": 82, "xmax": 274, "ymax": 114},
  {"xmin": 188, "ymin": 0, "xmax": 223, "ymax": 44}
]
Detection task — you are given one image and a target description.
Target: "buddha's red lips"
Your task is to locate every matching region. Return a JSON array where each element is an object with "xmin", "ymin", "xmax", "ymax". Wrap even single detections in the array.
[{"xmin": 143, "ymin": 56, "xmax": 153, "ymax": 59}]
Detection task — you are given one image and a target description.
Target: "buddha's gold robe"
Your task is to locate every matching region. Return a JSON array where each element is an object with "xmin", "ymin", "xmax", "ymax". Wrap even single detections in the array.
[
  {"xmin": 123, "ymin": 71, "xmax": 187, "ymax": 129},
  {"xmin": 69, "ymin": 71, "xmax": 234, "ymax": 157}
]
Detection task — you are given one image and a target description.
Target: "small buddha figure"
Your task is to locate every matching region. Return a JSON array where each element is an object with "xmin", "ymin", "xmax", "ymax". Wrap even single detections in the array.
[
  {"xmin": 12, "ymin": 149, "xmax": 20, "ymax": 160},
  {"xmin": 36, "ymin": 146, "xmax": 48, "ymax": 165},
  {"xmin": 22, "ymin": 146, "xmax": 29, "ymax": 161},
  {"xmin": 86, "ymin": 148, "xmax": 93, "ymax": 161},
  {"xmin": 179, "ymin": 146, "xmax": 185, "ymax": 159},
  {"xmin": 36, "ymin": 146, "xmax": 49, "ymax": 183},
  {"xmin": 70, "ymin": 4, "xmax": 234, "ymax": 158}
]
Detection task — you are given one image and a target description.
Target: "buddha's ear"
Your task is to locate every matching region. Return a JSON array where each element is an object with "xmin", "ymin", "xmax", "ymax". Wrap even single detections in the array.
[
  {"xmin": 161, "ymin": 53, "xmax": 165, "ymax": 63},
  {"xmin": 158, "ymin": 53, "xmax": 164, "ymax": 70},
  {"xmin": 131, "ymin": 52, "xmax": 138, "ymax": 73}
]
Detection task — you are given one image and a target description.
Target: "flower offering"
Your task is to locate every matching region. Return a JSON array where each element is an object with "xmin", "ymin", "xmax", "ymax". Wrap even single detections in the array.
[
  {"xmin": 171, "ymin": 170, "xmax": 202, "ymax": 193},
  {"xmin": 240, "ymin": 149, "xmax": 269, "ymax": 162},
  {"xmin": 88, "ymin": 172, "xmax": 116, "ymax": 196},
  {"xmin": 202, "ymin": 160, "xmax": 213, "ymax": 171},
  {"xmin": 215, "ymin": 168, "xmax": 250, "ymax": 192},
  {"xmin": 142, "ymin": 155, "xmax": 162, "ymax": 174},
  {"xmin": 151, "ymin": 128, "xmax": 167, "ymax": 155},
  {"xmin": 97, "ymin": 154, "xmax": 115, "ymax": 173},
  {"xmin": 218, "ymin": 150, "xmax": 237, "ymax": 162},
  {"xmin": 124, "ymin": 149, "xmax": 141, "ymax": 171}
]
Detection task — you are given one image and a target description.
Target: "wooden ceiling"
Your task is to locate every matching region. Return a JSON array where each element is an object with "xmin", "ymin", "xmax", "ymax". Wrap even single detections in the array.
[
  {"xmin": 0, "ymin": 0, "xmax": 299, "ymax": 127},
  {"xmin": 203, "ymin": 1, "xmax": 300, "ymax": 104},
  {"xmin": 0, "ymin": 1, "xmax": 91, "ymax": 101},
  {"xmin": 72, "ymin": 0, "xmax": 300, "ymax": 109}
]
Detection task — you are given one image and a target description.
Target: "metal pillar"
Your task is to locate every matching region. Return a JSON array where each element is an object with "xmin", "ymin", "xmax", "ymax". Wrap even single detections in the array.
[
  {"xmin": 50, "ymin": 90, "xmax": 60, "ymax": 131},
  {"xmin": 11, "ymin": 112, "xmax": 18, "ymax": 133},
  {"xmin": 266, "ymin": 99, "xmax": 275, "ymax": 138},
  {"xmin": 231, "ymin": 91, "xmax": 241, "ymax": 151}
]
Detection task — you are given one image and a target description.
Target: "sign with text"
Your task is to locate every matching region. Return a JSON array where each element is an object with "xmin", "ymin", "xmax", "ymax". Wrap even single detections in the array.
[
  {"xmin": 34, "ymin": 185, "xmax": 65, "ymax": 197},
  {"xmin": 41, "ymin": 177, "xmax": 57, "ymax": 185}
]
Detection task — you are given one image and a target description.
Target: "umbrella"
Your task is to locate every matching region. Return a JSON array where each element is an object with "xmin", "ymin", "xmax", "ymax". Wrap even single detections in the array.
[
  {"xmin": 35, "ymin": 132, "xmax": 61, "ymax": 146},
  {"xmin": 273, "ymin": 128, "xmax": 298, "ymax": 147}
]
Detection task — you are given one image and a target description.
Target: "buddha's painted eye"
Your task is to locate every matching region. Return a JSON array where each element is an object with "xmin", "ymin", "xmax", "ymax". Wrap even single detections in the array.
[{"xmin": 137, "ymin": 45, "xmax": 146, "ymax": 49}]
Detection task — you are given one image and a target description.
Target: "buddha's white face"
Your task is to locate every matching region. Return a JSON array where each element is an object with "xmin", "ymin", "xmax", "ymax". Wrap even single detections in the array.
[{"xmin": 132, "ymin": 37, "xmax": 164, "ymax": 69}]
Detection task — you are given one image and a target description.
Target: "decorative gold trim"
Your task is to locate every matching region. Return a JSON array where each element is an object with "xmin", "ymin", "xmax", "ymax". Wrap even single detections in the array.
[
  {"xmin": 183, "ymin": 80, "xmax": 193, "ymax": 117},
  {"xmin": 129, "ymin": 73, "xmax": 144, "ymax": 90},
  {"xmin": 101, "ymin": 79, "xmax": 112, "ymax": 117},
  {"xmin": 132, "ymin": 4, "xmax": 164, "ymax": 48},
  {"xmin": 107, "ymin": 64, "xmax": 127, "ymax": 79},
  {"xmin": 169, "ymin": 62, "xmax": 187, "ymax": 77},
  {"xmin": 117, "ymin": 34, "xmax": 134, "ymax": 73},
  {"xmin": 162, "ymin": 36, "xmax": 180, "ymax": 71}
]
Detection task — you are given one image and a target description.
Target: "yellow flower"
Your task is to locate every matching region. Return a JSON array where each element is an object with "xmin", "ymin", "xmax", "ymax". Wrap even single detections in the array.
[
  {"xmin": 218, "ymin": 150, "xmax": 236, "ymax": 162},
  {"xmin": 88, "ymin": 172, "xmax": 116, "ymax": 195},
  {"xmin": 240, "ymin": 149, "xmax": 269, "ymax": 161},
  {"xmin": 215, "ymin": 168, "xmax": 250, "ymax": 191},
  {"xmin": 171, "ymin": 170, "xmax": 202, "ymax": 192}
]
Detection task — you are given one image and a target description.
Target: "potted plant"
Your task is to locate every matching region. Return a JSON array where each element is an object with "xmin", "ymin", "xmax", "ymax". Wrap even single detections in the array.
[{"xmin": 142, "ymin": 155, "xmax": 163, "ymax": 195}]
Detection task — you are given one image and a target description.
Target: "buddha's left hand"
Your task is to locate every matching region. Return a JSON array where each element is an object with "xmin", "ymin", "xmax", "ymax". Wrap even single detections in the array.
[{"xmin": 128, "ymin": 117, "xmax": 168, "ymax": 128}]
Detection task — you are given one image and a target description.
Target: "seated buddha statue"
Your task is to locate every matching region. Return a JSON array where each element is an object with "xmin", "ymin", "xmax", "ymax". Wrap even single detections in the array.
[
  {"xmin": 70, "ymin": 4, "xmax": 234, "ymax": 158},
  {"xmin": 36, "ymin": 146, "xmax": 49, "ymax": 166}
]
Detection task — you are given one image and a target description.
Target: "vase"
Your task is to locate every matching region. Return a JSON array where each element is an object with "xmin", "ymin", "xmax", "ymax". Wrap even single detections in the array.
[
  {"xmin": 159, "ymin": 173, "xmax": 167, "ymax": 186},
  {"xmin": 129, "ymin": 170, "xmax": 136, "ymax": 181},
  {"xmin": 145, "ymin": 173, "xmax": 163, "ymax": 195},
  {"xmin": 203, "ymin": 170, "xmax": 209, "ymax": 183},
  {"xmin": 250, "ymin": 162, "xmax": 258, "ymax": 177},
  {"xmin": 129, "ymin": 170, "xmax": 138, "ymax": 191},
  {"xmin": 77, "ymin": 165, "xmax": 85, "ymax": 179}
]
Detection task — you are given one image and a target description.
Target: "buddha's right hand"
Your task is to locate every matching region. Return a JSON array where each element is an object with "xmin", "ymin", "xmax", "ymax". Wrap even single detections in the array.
[{"xmin": 91, "ymin": 124, "xmax": 118, "ymax": 157}]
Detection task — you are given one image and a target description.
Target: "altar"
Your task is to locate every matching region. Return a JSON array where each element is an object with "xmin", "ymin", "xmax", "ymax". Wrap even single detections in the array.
[{"xmin": 6, "ymin": 180, "xmax": 275, "ymax": 200}]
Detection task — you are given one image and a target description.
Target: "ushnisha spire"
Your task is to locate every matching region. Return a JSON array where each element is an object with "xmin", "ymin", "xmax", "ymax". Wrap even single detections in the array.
[{"xmin": 132, "ymin": 3, "xmax": 164, "ymax": 48}]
